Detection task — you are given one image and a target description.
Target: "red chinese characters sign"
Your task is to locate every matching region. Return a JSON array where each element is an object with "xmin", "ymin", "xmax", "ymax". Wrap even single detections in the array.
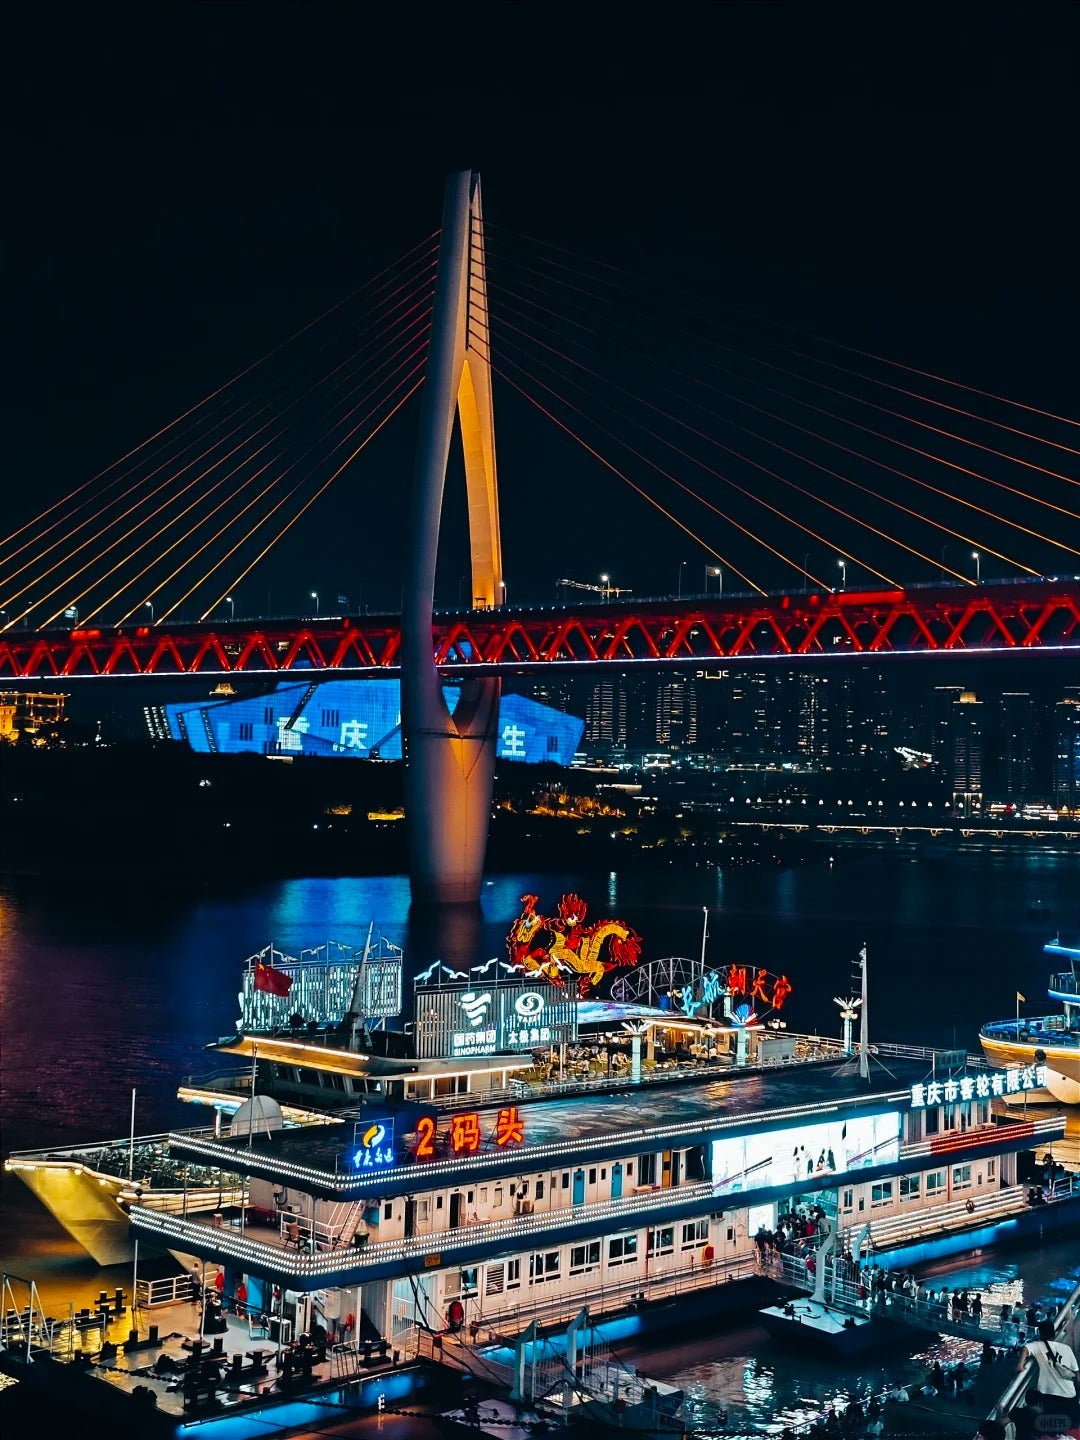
[
  {"xmin": 678, "ymin": 965, "xmax": 793, "ymax": 1025},
  {"xmin": 413, "ymin": 1106, "xmax": 526, "ymax": 1159}
]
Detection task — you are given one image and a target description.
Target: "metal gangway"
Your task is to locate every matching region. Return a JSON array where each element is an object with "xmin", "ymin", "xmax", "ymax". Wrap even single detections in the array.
[{"xmin": 773, "ymin": 1222, "xmax": 1028, "ymax": 1346}]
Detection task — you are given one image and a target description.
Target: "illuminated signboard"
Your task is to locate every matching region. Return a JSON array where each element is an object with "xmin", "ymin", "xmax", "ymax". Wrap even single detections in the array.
[
  {"xmin": 675, "ymin": 965, "xmax": 792, "ymax": 1027},
  {"xmin": 909, "ymin": 1065, "xmax": 1048, "ymax": 1108},
  {"xmin": 712, "ymin": 1112, "xmax": 901, "ymax": 1195},
  {"xmin": 413, "ymin": 1106, "xmax": 525, "ymax": 1159},
  {"xmin": 508, "ymin": 893, "xmax": 641, "ymax": 995},
  {"xmin": 352, "ymin": 1118, "xmax": 396, "ymax": 1170},
  {"xmin": 413, "ymin": 981, "xmax": 578, "ymax": 1060}
]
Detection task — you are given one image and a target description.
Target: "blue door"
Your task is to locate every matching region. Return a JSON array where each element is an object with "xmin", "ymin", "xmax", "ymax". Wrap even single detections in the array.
[
  {"xmin": 573, "ymin": 1170, "xmax": 585, "ymax": 1205},
  {"xmin": 611, "ymin": 1163, "xmax": 623, "ymax": 1199}
]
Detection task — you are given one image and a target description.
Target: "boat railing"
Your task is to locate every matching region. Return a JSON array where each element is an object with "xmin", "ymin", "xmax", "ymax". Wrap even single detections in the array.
[
  {"xmin": 464, "ymin": 1250, "xmax": 764, "ymax": 1344},
  {"xmin": 982, "ymin": 1015, "xmax": 1077, "ymax": 1044},
  {"xmin": 135, "ymin": 1273, "xmax": 199, "ymax": 1309},
  {"xmin": 1049, "ymin": 969, "xmax": 1078, "ymax": 996},
  {"xmin": 182, "ymin": 1068, "xmax": 254, "ymax": 1091},
  {"xmin": 3, "ymin": 1126, "xmax": 239, "ymax": 1189}
]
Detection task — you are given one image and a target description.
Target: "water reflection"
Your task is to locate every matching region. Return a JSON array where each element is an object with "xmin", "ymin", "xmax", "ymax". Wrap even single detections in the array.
[{"xmin": 635, "ymin": 1235, "xmax": 1080, "ymax": 1434}]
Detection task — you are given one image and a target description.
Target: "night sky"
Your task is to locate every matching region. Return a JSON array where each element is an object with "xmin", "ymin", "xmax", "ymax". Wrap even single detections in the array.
[{"xmin": 6, "ymin": 2, "xmax": 1080, "ymax": 617}]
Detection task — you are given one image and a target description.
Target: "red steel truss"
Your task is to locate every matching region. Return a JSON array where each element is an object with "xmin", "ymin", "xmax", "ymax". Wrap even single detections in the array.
[{"xmin": 2, "ymin": 581, "xmax": 1078, "ymax": 680}]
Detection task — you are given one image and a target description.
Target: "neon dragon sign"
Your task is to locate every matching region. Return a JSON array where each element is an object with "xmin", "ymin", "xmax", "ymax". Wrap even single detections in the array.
[{"xmin": 508, "ymin": 893, "xmax": 642, "ymax": 996}]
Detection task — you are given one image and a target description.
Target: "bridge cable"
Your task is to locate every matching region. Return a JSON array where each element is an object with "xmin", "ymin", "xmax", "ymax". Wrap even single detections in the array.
[
  {"xmin": 0, "ymin": 234, "xmax": 440, "ymax": 561},
  {"xmin": 480, "ymin": 248, "xmax": 1080, "ymax": 527},
  {"xmin": 481, "ymin": 285, "xmax": 1044, "ymax": 578},
  {"xmin": 5, "ymin": 281, "xmax": 436, "ymax": 627},
  {"xmin": 0, "ymin": 258, "xmax": 438, "ymax": 608},
  {"xmin": 482, "ymin": 274, "xmax": 1078, "ymax": 569},
  {"xmin": 481, "ymin": 219, "xmax": 1080, "ymax": 439},
  {"xmin": 483, "ymin": 341, "xmax": 839, "ymax": 592},
  {"xmin": 194, "ymin": 377, "xmax": 425, "ymax": 623},
  {"xmin": 90, "ymin": 324, "xmax": 432, "ymax": 628},
  {"xmin": 481, "ymin": 224, "xmax": 1080, "ymax": 470},
  {"xmin": 137, "ymin": 335, "xmax": 431, "ymax": 626},
  {"xmin": 79, "ymin": 312, "xmax": 434, "ymax": 629},
  {"xmin": 482, "ymin": 305, "xmax": 963, "ymax": 587}
]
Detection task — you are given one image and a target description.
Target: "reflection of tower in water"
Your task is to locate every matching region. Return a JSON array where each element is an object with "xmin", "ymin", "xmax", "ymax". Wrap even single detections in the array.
[{"xmin": 403, "ymin": 904, "xmax": 484, "ymax": 1008}]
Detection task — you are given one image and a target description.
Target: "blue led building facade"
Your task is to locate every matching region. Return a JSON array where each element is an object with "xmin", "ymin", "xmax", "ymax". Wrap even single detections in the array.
[{"xmin": 151, "ymin": 680, "xmax": 584, "ymax": 766}]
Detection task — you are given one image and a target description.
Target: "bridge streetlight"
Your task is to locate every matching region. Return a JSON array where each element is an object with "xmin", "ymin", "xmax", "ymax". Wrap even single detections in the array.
[
  {"xmin": 500, "ymin": 580, "xmax": 507, "ymax": 606},
  {"xmin": 837, "ymin": 558, "xmax": 847, "ymax": 590},
  {"xmin": 600, "ymin": 573, "xmax": 611, "ymax": 599},
  {"xmin": 972, "ymin": 550, "xmax": 981, "ymax": 584},
  {"xmin": 226, "ymin": 596, "xmax": 234, "ymax": 621},
  {"xmin": 677, "ymin": 560, "xmax": 687, "ymax": 598},
  {"xmin": 310, "ymin": 590, "xmax": 319, "ymax": 617},
  {"xmin": 145, "ymin": 601, "xmax": 154, "ymax": 622},
  {"xmin": 705, "ymin": 565, "xmax": 722, "ymax": 597}
]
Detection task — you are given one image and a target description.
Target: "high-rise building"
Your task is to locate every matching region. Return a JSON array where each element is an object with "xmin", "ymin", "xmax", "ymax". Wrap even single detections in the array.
[
  {"xmin": 1052, "ymin": 689, "xmax": 1080, "ymax": 811},
  {"xmin": 791, "ymin": 671, "xmax": 856, "ymax": 763},
  {"xmin": 727, "ymin": 672, "xmax": 776, "ymax": 755},
  {"xmin": 930, "ymin": 686, "xmax": 965, "ymax": 770},
  {"xmin": 950, "ymin": 690, "xmax": 984, "ymax": 815},
  {"xmin": 527, "ymin": 681, "xmax": 572, "ymax": 714},
  {"xmin": 998, "ymin": 692, "xmax": 1033, "ymax": 801},
  {"xmin": 585, "ymin": 681, "xmax": 627, "ymax": 747},
  {"xmin": 655, "ymin": 680, "xmax": 698, "ymax": 749}
]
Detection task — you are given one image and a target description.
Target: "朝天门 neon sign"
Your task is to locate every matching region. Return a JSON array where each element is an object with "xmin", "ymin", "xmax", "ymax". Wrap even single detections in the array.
[{"xmin": 675, "ymin": 965, "xmax": 793, "ymax": 1027}]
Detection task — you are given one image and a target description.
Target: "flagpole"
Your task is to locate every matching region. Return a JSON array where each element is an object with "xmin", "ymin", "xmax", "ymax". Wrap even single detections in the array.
[
  {"xmin": 128, "ymin": 1088, "xmax": 137, "ymax": 1180},
  {"xmin": 248, "ymin": 1043, "xmax": 258, "ymax": 1148},
  {"xmin": 1016, "ymin": 992, "xmax": 1021, "ymax": 1039}
]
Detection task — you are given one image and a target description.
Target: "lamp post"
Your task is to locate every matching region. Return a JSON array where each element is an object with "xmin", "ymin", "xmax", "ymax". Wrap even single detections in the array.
[
  {"xmin": 226, "ymin": 596, "xmax": 235, "ymax": 621},
  {"xmin": 705, "ymin": 565, "xmax": 722, "ymax": 597},
  {"xmin": 600, "ymin": 573, "xmax": 611, "ymax": 599},
  {"xmin": 971, "ymin": 550, "xmax": 981, "ymax": 584},
  {"xmin": 677, "ymin": 560, "xmax": 687, "ymax": 598},
  {"xmin": 500, "ymin": 580, "xmax": 507, "ymax": 606},
  {"xmin": 310, "ymin": 590, "xmax": 319, "ymax": 617},
  {"xmin": 145, "ymin": 601, "xmax": 154, "ymax": 622},
  {"xmin": 837, "ymin": 558, "xmax": 847, "ymax": 590}
]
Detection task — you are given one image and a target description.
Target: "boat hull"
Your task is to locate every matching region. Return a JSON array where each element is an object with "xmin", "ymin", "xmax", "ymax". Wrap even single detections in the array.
[
  {"xmin": 5, "ymin": 1160, "xmax": 238, "ymax": 1266},
  {"xmin": 979, "ymin": 1035, "xmax": 1080, "ymax": 1105},
  {"xmin": 7, "ymin": 1163, "xmax": 150, "ymax": 1266}
]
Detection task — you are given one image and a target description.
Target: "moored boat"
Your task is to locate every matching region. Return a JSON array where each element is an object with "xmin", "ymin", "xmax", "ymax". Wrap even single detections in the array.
[{"xmin": 980, "ymin": 942, "xmax": 1080, "ymax": 1105}]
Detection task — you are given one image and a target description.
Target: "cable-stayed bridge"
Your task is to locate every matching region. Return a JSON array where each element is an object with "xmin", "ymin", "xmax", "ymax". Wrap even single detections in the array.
[{"xmin": 4, "ymin": 170, "xmax": 1079, "ymax": 899}]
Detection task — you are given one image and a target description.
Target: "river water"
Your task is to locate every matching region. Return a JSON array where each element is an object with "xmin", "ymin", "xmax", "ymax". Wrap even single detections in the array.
[{"xmin": 1, "ymin": 849, "xmax": 1077, "ymax": 1431}]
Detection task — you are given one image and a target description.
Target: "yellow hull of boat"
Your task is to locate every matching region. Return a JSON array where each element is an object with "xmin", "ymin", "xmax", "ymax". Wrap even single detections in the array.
[{"xmin": 979, "ymin": 1036, "xmax": 1080, "ymax": 1105}]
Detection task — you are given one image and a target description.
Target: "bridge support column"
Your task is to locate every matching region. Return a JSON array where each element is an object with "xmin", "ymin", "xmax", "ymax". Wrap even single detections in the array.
[{"xmin": 402, "ymin": 171, "xmax": 502, "ymax": 907}]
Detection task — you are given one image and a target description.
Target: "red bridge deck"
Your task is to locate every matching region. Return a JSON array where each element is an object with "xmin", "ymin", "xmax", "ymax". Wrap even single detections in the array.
[{"xmin": 1, "ymin": 581, "xmax": 1077, "ymax": 680}]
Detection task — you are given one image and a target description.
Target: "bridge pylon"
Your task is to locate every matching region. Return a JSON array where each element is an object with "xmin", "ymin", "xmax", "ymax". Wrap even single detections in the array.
[{"xmin": 402, "ymin": 170, "xmax": 502, "ymax": 906}]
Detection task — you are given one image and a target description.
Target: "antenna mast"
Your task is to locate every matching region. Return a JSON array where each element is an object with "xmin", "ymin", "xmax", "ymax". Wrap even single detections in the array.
[{"xmin": 858, "ymin": 943, "xmax": 869, "ymax": 1081}]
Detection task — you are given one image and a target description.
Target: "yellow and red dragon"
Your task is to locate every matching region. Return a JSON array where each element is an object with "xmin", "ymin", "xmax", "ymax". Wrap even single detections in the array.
[{"xmin": 507, "ymin": 893, "xmax": 642, "ymax": 996}]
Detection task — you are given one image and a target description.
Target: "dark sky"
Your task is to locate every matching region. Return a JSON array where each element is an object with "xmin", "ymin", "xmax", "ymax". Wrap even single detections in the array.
[{"xmin": 5, "ymin": 2, "xmax": 1080, "ymax": 616}]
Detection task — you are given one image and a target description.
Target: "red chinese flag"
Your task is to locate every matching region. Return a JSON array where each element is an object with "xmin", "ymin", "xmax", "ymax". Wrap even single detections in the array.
[{"xmin": 254, "ymin": 961, "xmax": 293, "ymax": 998}]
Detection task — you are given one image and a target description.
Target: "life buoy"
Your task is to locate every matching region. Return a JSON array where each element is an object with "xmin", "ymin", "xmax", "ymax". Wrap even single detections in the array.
[
  {"xmin": 702, "ymin": 1245, "xmax": 715, "ymax": 1266},
  {"xmin": 345, "ymin": 1313, "xmax": 355, "ymax": 1332},
  {"xmin": 965, "ymin": 1199, "xmax": 975, "ymax": 1214},
  {"xmin": 447, "ymin": 1299, "xmax": 465, "ymax": 1332}
]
